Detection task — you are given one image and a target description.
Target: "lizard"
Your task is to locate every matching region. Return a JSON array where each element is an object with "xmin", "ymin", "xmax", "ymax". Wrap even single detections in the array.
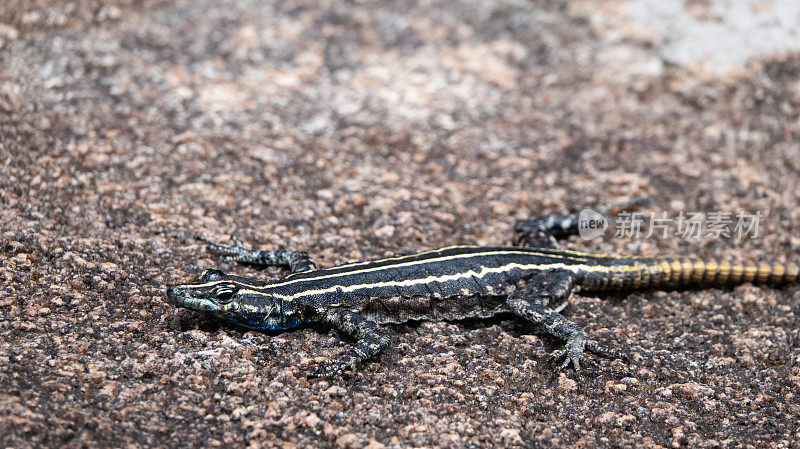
[{"xmin": 167, "ymin": 201, "xmax": 799, "ymax": 378}]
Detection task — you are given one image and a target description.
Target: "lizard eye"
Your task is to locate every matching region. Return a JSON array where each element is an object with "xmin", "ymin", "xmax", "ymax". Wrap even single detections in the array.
[{"xmin": 212, "ymin": 283, "xmax": 238, "ymax": 303}]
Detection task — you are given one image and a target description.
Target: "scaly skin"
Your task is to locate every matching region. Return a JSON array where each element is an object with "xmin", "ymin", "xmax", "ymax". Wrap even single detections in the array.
[{"xmin": 168, "ymin": 203, "xmax": 798, "ymax": 378}]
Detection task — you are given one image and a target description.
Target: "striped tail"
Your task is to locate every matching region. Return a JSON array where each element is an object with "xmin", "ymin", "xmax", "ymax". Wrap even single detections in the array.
[
  {"xmin": 583, "ymin": 257, "xmax": 800, "ymax": 290},
  {"xmin": 642, "ymin": 258, "xmax": 800, "ymax": 289}
]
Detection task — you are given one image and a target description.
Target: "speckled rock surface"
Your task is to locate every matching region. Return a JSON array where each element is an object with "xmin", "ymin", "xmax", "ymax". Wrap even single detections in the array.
[{"xmin": 2, "ymin": 1, "xmax": 800, "ymax": 447}]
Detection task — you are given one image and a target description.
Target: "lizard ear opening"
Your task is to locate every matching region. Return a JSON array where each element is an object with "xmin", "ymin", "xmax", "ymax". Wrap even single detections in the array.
[{"xmin": 200, "ymin": 269, "xmax": 224, "ymax": 282}]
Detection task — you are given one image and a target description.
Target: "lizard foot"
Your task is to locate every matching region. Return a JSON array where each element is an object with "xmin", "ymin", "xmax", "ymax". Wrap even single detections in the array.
[
  {"xmin": 549, "ymin": 337, "xmax": 630, "ymax": 377},
  {"xmin": 308, "ymin": 358, "xmax": 355, "ymax": 380},
  {"xmin": 198, "ymin": 235, "xmax": 250, "ymax": 261}
]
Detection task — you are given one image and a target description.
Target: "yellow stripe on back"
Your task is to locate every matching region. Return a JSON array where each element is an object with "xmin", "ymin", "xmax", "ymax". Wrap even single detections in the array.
[{"xmin": 188, "ymin": 248, "xmax": 599, "ymax": 290}]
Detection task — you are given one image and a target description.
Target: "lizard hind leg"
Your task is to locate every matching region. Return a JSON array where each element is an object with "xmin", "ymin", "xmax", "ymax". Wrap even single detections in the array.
[
  {"xmin": 506, "ymin": 270, "xmax": 629, "ymax": 376},
  {"xmin": 513, "ymin": 198, "xmax": 648, "ymax": 249},
  {"xmin": 512, "ymin": 218, "xmax": 563, "ymax": 249}
]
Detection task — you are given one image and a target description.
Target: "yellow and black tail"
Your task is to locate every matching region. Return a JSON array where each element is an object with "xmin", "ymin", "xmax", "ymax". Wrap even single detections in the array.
[
  {"xmin": 586, "ymin": 257, "xmax": 800, "ymax": 290},
  {"xmin": 647, "ymin": 258, "xmax": 800, "ymax": 287}
]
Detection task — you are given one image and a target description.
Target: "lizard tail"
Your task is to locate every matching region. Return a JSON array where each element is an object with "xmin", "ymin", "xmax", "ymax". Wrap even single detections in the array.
[{"xmin": 645, "ymin": 257, "xmax": 800, "ymax": 288}]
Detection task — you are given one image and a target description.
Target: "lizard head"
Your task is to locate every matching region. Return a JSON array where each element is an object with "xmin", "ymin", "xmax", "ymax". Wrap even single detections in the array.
[
  {"xmin": 167, "ymin": 269, "xmax": 290, "ymax": 330},
  {"xmin": 167, "ymin": 269, "xmax": 242, "ymax": 315}
]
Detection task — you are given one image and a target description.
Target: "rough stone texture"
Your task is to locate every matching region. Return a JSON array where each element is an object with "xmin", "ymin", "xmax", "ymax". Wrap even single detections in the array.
[{"xmin": 2, "ymin": 0, "xmax": 800, "ymax": 447}]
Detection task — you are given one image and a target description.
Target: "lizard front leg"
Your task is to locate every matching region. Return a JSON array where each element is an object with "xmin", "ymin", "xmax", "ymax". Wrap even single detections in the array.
[
  {"xmin": 199, "ymin": 235, "xmax": 316, "ymax": 273},
  {"xmin": 310, "ymin": 309, "xmax": 391, "ymax": 379}
]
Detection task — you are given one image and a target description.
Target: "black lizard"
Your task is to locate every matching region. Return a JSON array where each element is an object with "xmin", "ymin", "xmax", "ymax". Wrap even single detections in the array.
[{"xmin": 167, "ymin": 202, "xmax": 798, "ymax": 378}]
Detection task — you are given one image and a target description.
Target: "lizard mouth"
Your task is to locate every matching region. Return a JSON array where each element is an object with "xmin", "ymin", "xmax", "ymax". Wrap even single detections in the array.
[{"xmin": 166, "ymin": 285, "xmax": 220, "ymax": 312}]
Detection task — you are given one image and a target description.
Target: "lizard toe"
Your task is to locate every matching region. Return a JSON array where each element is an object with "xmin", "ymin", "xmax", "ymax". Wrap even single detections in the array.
[
  {"xmin": 586, "ymin": 340, "xmax": 629, "ymax": 362},
  {"xmin": 308, "ymin": 360, "xmax": 345, "ymax": 379},
  {"xmin": 308, "ymin": 358, "xmax": 356, "ymax": 380}
]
